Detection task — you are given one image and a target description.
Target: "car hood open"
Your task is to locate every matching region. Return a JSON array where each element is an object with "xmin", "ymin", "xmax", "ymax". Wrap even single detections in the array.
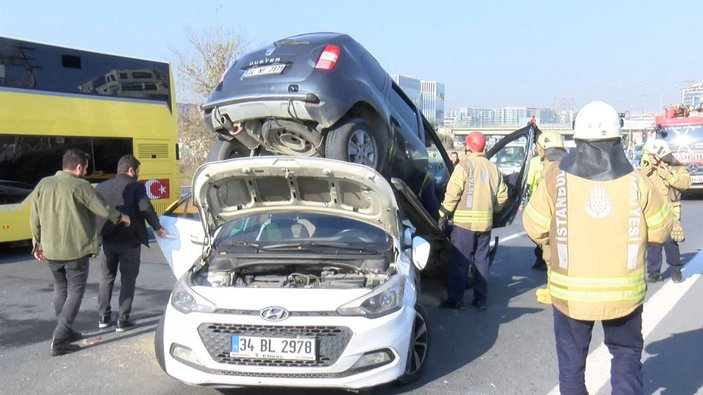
[{"xmin": 192, "ymin": 157, "xmax": 400, "ymax": 240}]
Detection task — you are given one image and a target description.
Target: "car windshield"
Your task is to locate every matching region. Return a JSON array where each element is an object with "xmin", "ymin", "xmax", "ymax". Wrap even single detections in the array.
[
  {"xmin": 660, "ymin": 124, "xmax": 703, "ymax": 151},
  {"xmin": 213, "ymin": 212, "xmax": 392, "ymax": 253}
]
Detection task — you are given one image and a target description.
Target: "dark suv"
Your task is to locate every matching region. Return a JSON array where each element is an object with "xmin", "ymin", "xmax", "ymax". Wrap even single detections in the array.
[
  {"xmin": 201, "ymin": 32, "xmax": 534, "ymax": 244},
  {"xmin": 202, "ymin": 32, "xmax": 451, "ymax": 197}
]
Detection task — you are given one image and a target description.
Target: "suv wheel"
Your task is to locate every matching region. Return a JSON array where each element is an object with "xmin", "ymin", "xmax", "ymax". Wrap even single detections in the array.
[
  {"xmin": 261, "ymin": 119, "xmax": 322, "ymax": 156},
  {"xmin": 325, "ymin": 118, "xmax": 381, "ymax": 170},
  {"xmin": 206, "ymin": 138, "xmax": 250, "ymax": 162}
]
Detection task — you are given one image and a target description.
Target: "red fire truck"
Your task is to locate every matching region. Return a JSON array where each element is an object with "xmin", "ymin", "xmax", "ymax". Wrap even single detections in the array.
[{"xmin": 655, "ymin": 105, "xmax": 703, "ymax": 189}]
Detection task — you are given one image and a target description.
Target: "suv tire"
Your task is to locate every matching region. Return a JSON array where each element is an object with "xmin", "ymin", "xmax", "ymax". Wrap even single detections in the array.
[
  {"xmin": 207, "ymin": 137, "xmax": 250, "ymax": 162},
  {"xmin": 325, "ymin": 118, "xmax": 382, "ymax": 171}
]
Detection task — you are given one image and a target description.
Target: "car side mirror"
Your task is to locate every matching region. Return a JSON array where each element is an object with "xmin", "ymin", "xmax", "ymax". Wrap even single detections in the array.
[{"xmin": 411, "ymin": 236, "xmax": 430, "ymax": 271}]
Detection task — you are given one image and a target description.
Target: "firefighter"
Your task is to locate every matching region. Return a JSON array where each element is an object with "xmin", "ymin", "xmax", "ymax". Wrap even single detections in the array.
[
  {"xmin": 525, "ymin": 130, "xmax": 568, "ymax": 272},
  {"xmin": 438, "ymin": 131, "xmax": 507, "ymax": 311},
  {"xmin": 641, "ymin": 139, "xmax": 691, "ymax": 283},
  {"xmin": 527, "ymin": 130, "xmax": 568, "ymax": 304},
  {"xmin": 523, "ymin": 101, "xmax": 673, "ymax": 394}
]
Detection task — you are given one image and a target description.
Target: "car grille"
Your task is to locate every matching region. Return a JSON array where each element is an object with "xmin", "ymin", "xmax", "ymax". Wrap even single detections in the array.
[{"xmin": 198, "ymin": 323, "xmax": 352, "ymax": 367}]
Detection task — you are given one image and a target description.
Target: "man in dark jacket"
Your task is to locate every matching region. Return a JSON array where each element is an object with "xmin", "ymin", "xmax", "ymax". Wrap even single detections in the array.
[
  {"xmin": 30, "ymin": 149, "xmax": 130, "ymax": 356},
  {"xmin": 96, "ymin": 154, "xmax": 167, "ymax": 331}
]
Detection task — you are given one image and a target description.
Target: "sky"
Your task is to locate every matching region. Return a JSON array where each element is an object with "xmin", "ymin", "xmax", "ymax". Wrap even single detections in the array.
[{"xmin": 1, "ymin": 0, "xmax": 701, "ymax": 113}]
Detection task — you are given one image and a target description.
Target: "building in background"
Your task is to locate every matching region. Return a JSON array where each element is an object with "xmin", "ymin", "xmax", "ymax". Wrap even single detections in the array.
[
  {"xmin": 420, "ymin": 80, "xmax": 445, "ymax": 125},
  {"xmin": 682, "ymin": 81, "xmax": 703, "ymax": 107},
  {"xmin": 390, "ymin": 74, "xmax": 421, "ymax": 107}
]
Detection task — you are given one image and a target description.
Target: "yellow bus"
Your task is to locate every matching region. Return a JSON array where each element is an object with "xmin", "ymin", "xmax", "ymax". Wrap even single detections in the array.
[{"xmin": 0, "ymin": 36, "xmax": 180, "ymax": 243}]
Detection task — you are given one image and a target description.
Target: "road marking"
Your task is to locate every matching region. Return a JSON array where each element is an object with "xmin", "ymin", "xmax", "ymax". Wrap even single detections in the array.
[
  {"xmin": 500, "ymin": 231, "xmax": 527, "ymax": 243},
  {"xmin": 547, "ymin": 249, "xmax": 703, "ymax": 394}
]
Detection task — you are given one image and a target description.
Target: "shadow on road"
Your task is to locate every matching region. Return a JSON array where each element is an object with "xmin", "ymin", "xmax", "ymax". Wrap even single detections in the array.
[{"xmin": 644, "ymin": 327, "xmax": 703, "ymax": 395}]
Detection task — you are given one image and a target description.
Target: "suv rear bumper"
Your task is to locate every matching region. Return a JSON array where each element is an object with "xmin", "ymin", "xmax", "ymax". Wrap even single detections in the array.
[{"xmin": 202, "ymin": 93, "xmax": 320, "ymax": 132}]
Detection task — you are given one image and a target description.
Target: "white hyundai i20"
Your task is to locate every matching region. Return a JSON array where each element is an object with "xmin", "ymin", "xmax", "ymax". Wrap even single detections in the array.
[{"xmin": 154, "ymin": 156, "xmax": 432, "ymax": 390}]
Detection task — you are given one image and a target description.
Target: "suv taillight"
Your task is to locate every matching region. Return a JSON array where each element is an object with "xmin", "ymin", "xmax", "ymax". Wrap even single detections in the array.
[{"xmin": 315, "ymin": 44, "xmax": 340, "ymax": 71}]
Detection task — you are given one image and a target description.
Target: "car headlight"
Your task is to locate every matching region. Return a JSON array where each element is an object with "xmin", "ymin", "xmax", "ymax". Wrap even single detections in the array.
[
  {"xmin": 337, "ymin": 275, "xmax": 405, "ymax": 318},
  {"xmin": 171, "ymin": 274, "xmax": 216, "ymax": 314}
]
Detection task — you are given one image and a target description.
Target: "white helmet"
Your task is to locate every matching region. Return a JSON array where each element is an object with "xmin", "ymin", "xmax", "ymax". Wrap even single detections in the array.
[
  {"xmin": 537, "ymin": 130, "xmax": 565, "ymax": 149},
  {"xmin": 643, "ymin": 139, "xmax": 672, "ymax": 158},
  {"xmin": 573, "ymin": 101, "xmax": 621, "ymax": 140}
]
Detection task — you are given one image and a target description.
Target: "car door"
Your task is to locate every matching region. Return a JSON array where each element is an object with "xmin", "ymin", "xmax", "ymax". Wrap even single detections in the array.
[
  {"xmin": 154, "ymin": 195, "xmax": 205, "ymax": 279},
  {"xmin": 486, "ymin": 125, "xmax": 536, "ymax": 228}
]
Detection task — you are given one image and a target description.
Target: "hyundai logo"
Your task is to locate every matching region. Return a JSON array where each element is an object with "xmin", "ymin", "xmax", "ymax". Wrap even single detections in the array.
[{"xmin": 260, "ymin": 306, "xmax": 290, "ymax": 322}]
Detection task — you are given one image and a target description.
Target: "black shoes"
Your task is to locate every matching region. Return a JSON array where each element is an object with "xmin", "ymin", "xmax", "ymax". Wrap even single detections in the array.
[
  {"xmin": 439, "ymin": 299, "xmax": 465, "ymax": 311},
  {"xmin": 116, "ymin": 318, "xmax": 136, "ymax": 332},
  {"xmin": 98, "ymin": 314, "xmax": 113, "ymax": 329},
  {"xmin": 646, "ymin": 272, "xmax": 661, "ymax": 283},
  {"xmin": 472, "ymin": 299, "xmax": 487, "ymax": 311},
  {"xmin": 50, "ymin": 340, "xmax": 80, "ymax": 357},
  {"xmin": 68, "ymin": 329, "xmax": 83, "ymax": 343},
  {"xmin": 671, "ymin": 267, "xmax": 683, "ymax": 283}
]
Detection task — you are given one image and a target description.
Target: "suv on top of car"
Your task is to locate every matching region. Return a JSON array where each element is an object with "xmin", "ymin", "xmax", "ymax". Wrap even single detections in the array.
[{"xmin": 201, "ymin": 32, "xmax": 448, "ymax": 198}]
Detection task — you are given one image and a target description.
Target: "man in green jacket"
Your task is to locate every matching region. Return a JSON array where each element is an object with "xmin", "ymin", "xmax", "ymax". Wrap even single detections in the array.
[{"xmin": 30, "ymin": 149, "xmax": 130, "ymax": 356}]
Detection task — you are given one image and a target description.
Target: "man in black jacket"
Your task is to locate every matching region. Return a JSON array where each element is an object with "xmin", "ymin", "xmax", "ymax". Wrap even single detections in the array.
[{"xmin": 96, "ymin": 155, "xmax": 167, "ymax": 331}]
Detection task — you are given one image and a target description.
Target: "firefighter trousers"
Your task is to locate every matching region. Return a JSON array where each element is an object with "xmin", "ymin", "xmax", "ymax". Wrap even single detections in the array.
[
  {"xmin": 553, "ymin": 305, "xmax": 643, "ymax": 395},
  {"xmin": 447, "ymin": 226, "xmax": 491, "ymax": 304}
]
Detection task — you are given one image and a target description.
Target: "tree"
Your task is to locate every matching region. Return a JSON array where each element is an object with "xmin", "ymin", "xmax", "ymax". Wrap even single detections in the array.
[{"xmin": 171, "ymin": 26, "xmax": 247, "ymax": 184}]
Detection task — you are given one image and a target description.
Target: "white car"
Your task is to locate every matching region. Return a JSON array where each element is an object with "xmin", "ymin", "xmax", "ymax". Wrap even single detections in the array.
[{"xmin": 155, "ymin": 156, "xmax": 433, "ymax": 390}]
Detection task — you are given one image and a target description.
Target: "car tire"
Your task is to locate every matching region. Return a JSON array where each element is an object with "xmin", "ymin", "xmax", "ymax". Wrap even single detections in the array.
[
  {"xmin": 206, "ymin": 137, "xmax": 250, "ymax": 162},
  {"xmin": 397, "ymin": 303, "xmax": 431, "ymax": 385},
  {"xmin": 325, "ymin": 118, "xmax": 383, "ymax": 171},
  {"xmin": 154, "ymin": 313, "xmax": 167, "ymax": 373}
]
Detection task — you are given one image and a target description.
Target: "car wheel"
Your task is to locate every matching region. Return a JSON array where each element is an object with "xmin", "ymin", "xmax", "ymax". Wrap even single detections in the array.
[
  {"xmin": 154, "ymin": 313, "xmax": 167, "ymax": 372},
  {"xmin": 325, "ymin": 118, "xmax": 382, "ymax": 171},
  {"xmin": 206, "ymin": 138, "xmax": 250, "ymax": 162},
  {"xmin": 397, "ymin": 303, "xmax": 431, "ymax": 384},
  {"xmin": 261, "ymin": 119, "xmax": 322, "ymax": 156}
]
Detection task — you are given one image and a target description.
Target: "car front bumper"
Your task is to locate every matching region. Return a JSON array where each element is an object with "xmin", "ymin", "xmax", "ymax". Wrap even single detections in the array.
[{"xmin": 159, "ymin": 300, "xmax": 415, "ymax": 390}]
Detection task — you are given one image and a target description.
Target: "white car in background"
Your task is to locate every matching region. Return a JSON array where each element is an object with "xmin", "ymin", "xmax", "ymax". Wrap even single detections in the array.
[{"xmin": 154, "ymin": 156, "xmax": 432, "ymax": 390}]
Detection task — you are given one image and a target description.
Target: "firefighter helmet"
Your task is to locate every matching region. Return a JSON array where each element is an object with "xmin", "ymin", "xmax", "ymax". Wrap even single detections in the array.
[
  {"xmin": 573, "ymin": 101, "xmax": 621, "ymax": 140},
  {"xmin": 465, "ymin": 131, "xmax": 486, "ymax": 152},
  {"xmin": 643, "ymin": 139, "xmax": 672, "ymax": 158},
  {"xmin": 537, "ymin": 130, "xmax": 565, "ymax": 149}
]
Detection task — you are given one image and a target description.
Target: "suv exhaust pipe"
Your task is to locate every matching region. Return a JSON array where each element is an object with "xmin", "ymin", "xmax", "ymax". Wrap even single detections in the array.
[{"xmin": 219, "ymin": 114, "xmax": 261, "ymax": 150}]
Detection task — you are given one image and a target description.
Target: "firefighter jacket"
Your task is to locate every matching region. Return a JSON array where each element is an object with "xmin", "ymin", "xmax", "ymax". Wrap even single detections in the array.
[
  {"xmin": 641, "ymin": 163, "xmax": 690, "ymax": 219},
  {"xmin": 525, "ymin": 155, "xmax": 543, "ymax": 201},
  {"xmin": 439, "ymin": 152, "xmax": 508, "ymax": 232},
  {"xmin": 522, "ymin": 170, "xmax": 673, "ymax": 321}
]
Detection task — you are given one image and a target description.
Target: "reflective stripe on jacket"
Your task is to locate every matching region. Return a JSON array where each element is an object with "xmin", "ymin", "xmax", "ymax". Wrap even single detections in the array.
[
  {"xmin": 522, "ymin": 169, "xmax": 673, "ymax": 321},
  {"xmin": 641, "ymin": 164, "xmax": 690, "ymax": 220},
  {"xmin": 439, "ymin": 152, "xmax": 508, "ymax": 232}
]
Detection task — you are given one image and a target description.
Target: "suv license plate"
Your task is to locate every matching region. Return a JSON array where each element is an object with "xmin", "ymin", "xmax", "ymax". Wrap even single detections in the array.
[
  {"xmin": 242, "ymin": 64, "xmax": 286, "ymax": 78},
  {"xmin": 230, "ymin": 335, "xmax": 316, "ymax": 361}
]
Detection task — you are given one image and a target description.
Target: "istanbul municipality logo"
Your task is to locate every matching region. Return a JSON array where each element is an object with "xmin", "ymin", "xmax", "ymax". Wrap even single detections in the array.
[{"xmin": 585, "ymin": 182, "xmax": 612, "ymax": 218}]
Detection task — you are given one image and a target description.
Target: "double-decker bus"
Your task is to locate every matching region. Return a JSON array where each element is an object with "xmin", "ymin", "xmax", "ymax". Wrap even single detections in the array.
[{"xmin": 0, "ymin": 36, "xmax": 180, "ymax": 243}]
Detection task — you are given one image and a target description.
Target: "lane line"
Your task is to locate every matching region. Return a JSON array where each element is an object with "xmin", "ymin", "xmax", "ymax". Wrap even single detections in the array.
[
  {"xmin": 499, "ymin": 231, "xmax": 527, "ymax": 243},
  {"xmin": 547, "ymin": 249, "xmax": 703, "ymax": 394}
]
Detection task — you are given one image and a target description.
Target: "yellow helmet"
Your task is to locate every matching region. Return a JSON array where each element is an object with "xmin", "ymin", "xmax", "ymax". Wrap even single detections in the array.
[
  {"xmin": 643, "ymin": 139, "xmax": 672, "ymax": 158},
  {"xmin": 537, "ymin": 130, "xmax": 564, "ymax": 149}
]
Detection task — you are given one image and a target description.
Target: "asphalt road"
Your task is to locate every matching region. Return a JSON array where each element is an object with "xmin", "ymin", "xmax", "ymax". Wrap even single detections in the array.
[{"xmin": 1, "ymin": 200, "xmax": 702, "ymax": 395}]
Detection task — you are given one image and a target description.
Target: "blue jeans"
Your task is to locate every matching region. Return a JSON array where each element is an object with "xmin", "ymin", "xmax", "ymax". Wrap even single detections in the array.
[
  {"xmin": 553, "ymin": 305, "xmax": 643, "ymax": 395},
  {"xmin": 447, "ymin": 226, "xmax": 491, "ymax": 304},
  {"xmin": 47, "ymin": 256, "xmax": 90, "ymax": 343}
]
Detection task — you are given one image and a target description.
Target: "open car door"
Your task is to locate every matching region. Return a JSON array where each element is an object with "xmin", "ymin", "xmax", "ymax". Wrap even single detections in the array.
[
  {"xmin": 486, "ymin": 125, "xmax": 536, "ymax": 228},
  {"xmin": 154, "ymin": 195, "xmax": 205, "ymax": 279}
]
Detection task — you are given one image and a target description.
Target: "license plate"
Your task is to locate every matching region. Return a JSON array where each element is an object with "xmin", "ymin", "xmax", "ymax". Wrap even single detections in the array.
[
  {"xmin": 691, "ymin": 175, "xmax": 703, "ymax": 183},
  {"xmin": 242, "ymin": 64, "xmax": 286, "ymax": 78},
  {"xmin": 230, "ymin": 335, "xmax": 316, "ymax": 361}
]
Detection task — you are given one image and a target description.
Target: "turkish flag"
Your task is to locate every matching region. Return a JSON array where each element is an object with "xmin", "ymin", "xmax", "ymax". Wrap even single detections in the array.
[{"xmin": 142, "ymin": 179, "xmax": 170, "ymax": 199}]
